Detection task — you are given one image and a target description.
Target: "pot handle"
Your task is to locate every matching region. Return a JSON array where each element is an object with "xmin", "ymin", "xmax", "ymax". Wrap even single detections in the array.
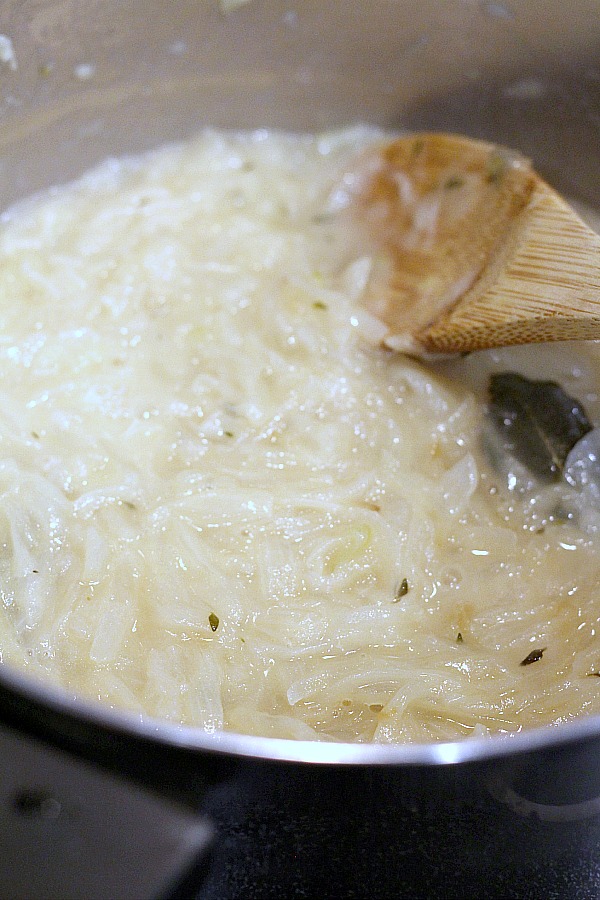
[
  {"xmin": 0, "ymin": 674, "xmax": 239, "ymax": 899},
  {"xmin": 0, "ymin": 719, "xmax": 213, "ymax": 900}
]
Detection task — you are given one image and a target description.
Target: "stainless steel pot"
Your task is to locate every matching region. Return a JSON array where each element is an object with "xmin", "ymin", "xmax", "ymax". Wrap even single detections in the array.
[{"xmin": 0, "ymin": 2, "xmax": 599, "ymax": 897}]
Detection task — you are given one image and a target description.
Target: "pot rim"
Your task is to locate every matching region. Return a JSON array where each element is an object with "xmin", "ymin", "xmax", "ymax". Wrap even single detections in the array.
[{"xmin": 2, "ymin": 661, "xmax": 599, "ymax": 767}]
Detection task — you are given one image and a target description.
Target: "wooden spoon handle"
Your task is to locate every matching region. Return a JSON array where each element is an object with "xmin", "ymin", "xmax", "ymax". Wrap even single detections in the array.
[{"xmin": 418, "ymin": 182, "xmax": 600, "ymax": 354}]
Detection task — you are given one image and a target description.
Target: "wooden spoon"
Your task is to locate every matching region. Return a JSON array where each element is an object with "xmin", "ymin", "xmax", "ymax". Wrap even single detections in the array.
[{"xmin": 353, "ymin": 132, "xmax": 600, "ymax": 356}]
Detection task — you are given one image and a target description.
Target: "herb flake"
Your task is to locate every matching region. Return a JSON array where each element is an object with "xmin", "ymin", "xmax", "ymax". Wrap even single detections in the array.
[
  {"xmin": 208, "ymin": 612, "xmax": 220, "ymax": 632},
  {"xmin": 395, "ymin": 578, "xmax": 409, "ymax": 600},
  {"xmin": 486, "ymin": 152, "xmax": 506, "ymax": 184},
  {"xmin": 520, "ymin": 647, "xmax": 546, "ymax": 666}
]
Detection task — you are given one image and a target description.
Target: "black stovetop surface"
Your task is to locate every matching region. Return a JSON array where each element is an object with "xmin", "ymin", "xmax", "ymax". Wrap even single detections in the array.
[{"xmin": 168, "ymin": 765, "xmax": 600, "ymax": 900}]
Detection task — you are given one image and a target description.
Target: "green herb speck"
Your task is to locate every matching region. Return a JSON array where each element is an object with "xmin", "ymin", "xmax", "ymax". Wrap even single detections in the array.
[
  {"xmin": 444, "ymin": 176, "xmax": 464, "ymax": 189},
  {"xmin": 313, "ymin": 301, "xmax": 328, "ymax": 310},
  {"xmin": 520, "ymin": 647, "xmax": 546, "ymax": 666},
  {"xmin": 395, "ymin": 578, "xmax": 409, "ymax": 600},
  {"xmin": 486, "ymin": 152, "xmax": 506, "ymax": 185},
  {"xmin": 456, "ymin": 632, "xmax": 463, "ymax": 643},
  {"xmin": 209, "ymin": 612, "xmax": 220, "ymax": 632}
]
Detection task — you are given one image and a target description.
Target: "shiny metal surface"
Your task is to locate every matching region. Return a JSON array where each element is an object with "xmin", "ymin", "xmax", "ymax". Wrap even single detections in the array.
[{"xmin": 0, "ymin": 0, "xmax": 598, "ymax": 206}]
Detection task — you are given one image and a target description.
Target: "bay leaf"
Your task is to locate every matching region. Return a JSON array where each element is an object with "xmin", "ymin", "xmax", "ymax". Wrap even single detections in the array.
[{"xmin": 486, "ymin": 372, "xmax": 592, "ymax": 483}]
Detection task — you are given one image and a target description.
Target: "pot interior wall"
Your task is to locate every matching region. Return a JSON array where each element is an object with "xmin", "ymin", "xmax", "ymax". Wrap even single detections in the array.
[{"xmin": 0, "ymin": 0, "xmax": 598, "ymax": 211}]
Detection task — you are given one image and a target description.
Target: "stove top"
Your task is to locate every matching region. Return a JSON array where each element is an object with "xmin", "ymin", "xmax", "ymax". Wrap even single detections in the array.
[{"xmin": 168, "ymin": 765, "xmax": 600, "ymax": 900}]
